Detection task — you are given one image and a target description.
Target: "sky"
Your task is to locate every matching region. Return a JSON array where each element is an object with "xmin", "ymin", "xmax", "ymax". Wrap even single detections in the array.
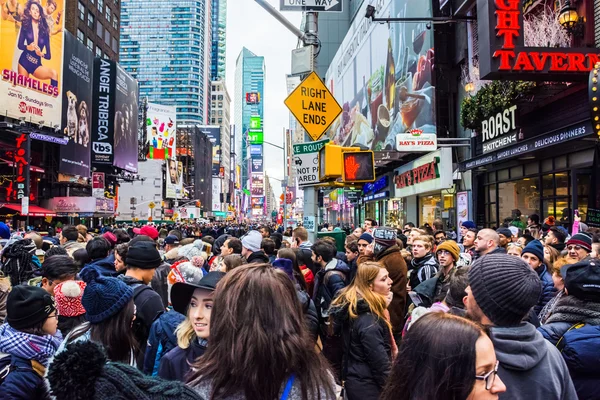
[{"xmin": 225, "ymin": 0, "xmax": 302, "ymax": 199}]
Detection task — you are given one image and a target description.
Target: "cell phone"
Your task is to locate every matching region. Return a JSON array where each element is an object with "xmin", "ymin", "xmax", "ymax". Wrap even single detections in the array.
[
  {"xmin": 408, "ymin": 291, "xmax": 424, "ymax": 307},
  {"xmin": 574, "ymin": 209, "xmax": 579, "ymax": 217}
]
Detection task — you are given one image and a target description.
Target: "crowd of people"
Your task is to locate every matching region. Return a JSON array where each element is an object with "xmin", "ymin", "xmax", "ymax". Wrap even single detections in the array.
[{"xmin": 0, "ymin": 214, "xmax": 598, "ymax": 399}]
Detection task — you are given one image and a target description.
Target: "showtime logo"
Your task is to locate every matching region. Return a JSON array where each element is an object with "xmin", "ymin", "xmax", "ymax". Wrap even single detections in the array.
[{"xmin": 18, "ymin": 101, "xmax": 43, "ymax": 116}]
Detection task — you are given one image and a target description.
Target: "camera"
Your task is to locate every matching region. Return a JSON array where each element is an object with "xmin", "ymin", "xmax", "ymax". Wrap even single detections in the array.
[{"xmin": 365, "ymin": 4, "xmax": 376, "ymax": 20}]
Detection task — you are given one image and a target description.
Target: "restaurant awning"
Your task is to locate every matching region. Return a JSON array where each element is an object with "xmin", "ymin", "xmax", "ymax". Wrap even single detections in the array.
[{"xmin": 0, "ymin": 203, "xmax": 57, "ymax": 217}]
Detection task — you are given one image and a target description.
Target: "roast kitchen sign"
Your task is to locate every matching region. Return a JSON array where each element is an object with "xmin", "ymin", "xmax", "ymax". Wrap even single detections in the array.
[
  {"xmin": 478, "ymin": 0, "xmax": 600, "ymax": 80},
  {"xmin": 482, "ymin": 105, "xmax": 518, "ymax": 153}
]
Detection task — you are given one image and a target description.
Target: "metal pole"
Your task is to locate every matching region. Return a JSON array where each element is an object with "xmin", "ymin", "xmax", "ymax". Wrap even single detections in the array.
[
  {"xmin": 254, "ymin": 0, "xmax": 308, "ymax": 43},
  {"xmin": 283, "ymin": 128, "xmax": 287, "ymax": 230}
]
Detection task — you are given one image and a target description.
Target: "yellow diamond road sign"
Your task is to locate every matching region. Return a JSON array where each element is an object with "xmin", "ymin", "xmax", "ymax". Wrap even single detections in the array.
[
  {"xmin": 148, "ymin": 202, "xmax": 156, "ymax": 209},
  {"xmin": 284, "ymin": 72, "xmax": 342, "ymax": 141}
]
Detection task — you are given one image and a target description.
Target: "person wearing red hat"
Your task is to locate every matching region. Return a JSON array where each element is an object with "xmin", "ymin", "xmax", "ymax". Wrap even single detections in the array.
[
  {"xmin": 133, "ymin": 226, "xmax": 160, "ymax": 241},
  {"xmin": 53, "ymin": 280, "xmax": 87, "ymax": 336}
]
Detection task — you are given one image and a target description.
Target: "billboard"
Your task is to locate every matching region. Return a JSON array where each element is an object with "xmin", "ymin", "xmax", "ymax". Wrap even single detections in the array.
[
  {"xmin": 251, "ymin": 197, "xmax": 264, "ymax": 209},
  {"xmin": 165, "ymin": 158, "xmax": 183, "ymax": 199},
  {"xmin": 325, "ymin": 0, "xmax": 436, "ymax": 150},
  {"xmin": 0, "ymin": 0, "xmax": 65, "ymax": 127},
  {"xmin": 92, "ymin": 172, "xmax": 105, "ymax": 198},
  {"xmin": 251, "ymin": 158, "xmax": 263, "ymax": 173},
  {"xmin": 250, "ymin": 144, "xmax": 262, "ymax": 157},
  {"xmin": 146, "ymin": 103, "xmax": 176, "ymax": 159},
  {"xmin": 246, "ymin": 92, "xmax": 261, "ymax": 104},
  {"xmin": 113, "ymin": 65, "xmax": 138, "ymax": 173},
  {"xmin": 60, "ymin": 32, "xmax": 92, "ymax": 177},
  {"xmin": 199, "ymin": 126, "xmax": 221, "ymax": 176},
  {"xmin": 251, "ymin": 173, "xmax": 264, "ymax": 196},
  {"xmin": 91, "ymin": 58, "xmax": 116, "ymax": 165}
]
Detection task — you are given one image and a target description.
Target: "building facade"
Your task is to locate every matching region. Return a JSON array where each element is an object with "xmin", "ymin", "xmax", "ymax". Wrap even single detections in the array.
[
  {"xmin": 119, "ymin": 0, "xmax": 212, "ymax": 124},
  {"xmin": 210, "ymin": 0, "xmax": 227, "ymax": 80},
  {"xmin": 66, "ymin": 0, "xmax": 121, "ymax": 60},
  {"xmin": 234, "ymin": 48, "xmax": 265, "ymax": 193},
  {"xmin": 210, "ymin": 80, "xmax": 232, "ymax": 205}
]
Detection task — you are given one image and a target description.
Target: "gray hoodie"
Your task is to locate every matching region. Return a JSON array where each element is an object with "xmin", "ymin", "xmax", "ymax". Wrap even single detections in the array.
[{"xmin": 490, "ymin": 322, "xmax": 577, "ymax": 400}]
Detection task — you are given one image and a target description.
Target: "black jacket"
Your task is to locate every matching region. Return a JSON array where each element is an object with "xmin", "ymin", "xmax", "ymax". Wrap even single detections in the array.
[
  {"xmin": 118, "ymin": 275, "xmax": 166, "ymax": 368},
  {"xmin": 151, "ymin": 261, "xmax": 171, "ymax": 308},
  {"xmin": 246, "ymin": 250, "xmax": 269, "ymax": 264},
  {"xmin": 158, "ymin": 339, "xmax": 207, "ymax": 382},
  {"xmin": 298, "ymin": 288, "xmax": 319, "ymax": 341},
  {"xmin": 313, "ymin": 260, "xmax": 350, "ymax": 327},
  {"xmin": 332, "ymin": 300, "xmax": 392, "ymax": 400}
]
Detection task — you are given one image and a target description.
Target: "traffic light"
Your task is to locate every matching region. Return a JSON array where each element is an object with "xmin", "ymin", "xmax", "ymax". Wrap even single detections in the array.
[
  {"xmin": 318, "ymin": 144, "xmax": 343, "ymax": 181},
  {"xmin": 342, "ymin": 151, "xmax": 375, "ymax": 183},
  {"xmin": 195, "ymin": 201, "xmax": 201, "ymax": 207},
  {"xmin": 318, "ymin": 143, "xmax": 375, "ymax": 183}
]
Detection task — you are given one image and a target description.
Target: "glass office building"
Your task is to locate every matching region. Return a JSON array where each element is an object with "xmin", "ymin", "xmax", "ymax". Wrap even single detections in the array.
[
  {"xmin": 119, "ymin": 0, "xmax": 212, "ymax": 125},
  {"xmin": 234, "ymin": 48, "xmax": 265, "ymax": 192},
  {"xmin": 211, "ymin": 0, "xmax": 226, "ymax": 81}
]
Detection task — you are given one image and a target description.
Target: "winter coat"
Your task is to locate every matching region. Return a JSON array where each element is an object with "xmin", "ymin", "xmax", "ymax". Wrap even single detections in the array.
[
  {"xmin": 357, "ymin": 245, "xmax": 408, "ymax": 334},
  {"xmin": 300, "ymin": 265, "xmax": 314, "ymax": 296},
  {"xmin": 490, "ymin": 322, "xmax": 577, "ymax": 400},
  {"xmin": 331, "ymin": 300, "xmax": 391, "ymax": 400},
  {"xmin": 62, "ymin": 240, "xmax": 86, "ymax": 258},
  {"xmin": 534, "ymin": 264, "xmax": 558, "ymax": 317},
  {"xmin": 0, "ymin": 277, "xmax": 10, "ymax": 324},
  {"xmin": 246, "ymin": 250, "xmax": 270, "ymax": 264},
  {"xmin": 1, "ymin": 239, "xmax": 38, "ymax": 286},
  {"xmin": 158, "ymin": 338, "xmax": 207, "ymax": 382},
  {"xmin": 118, "ymin": 275, "xmax": 166, "ymax": 368},
  {"xmin": 408, "ymin": 253, "xmax": 439, "ymax": 292},
  {"xmin": 538, "ymin": 296, "xmax": 600, "ymax": 400},
  {"xmin": 80, "ymin": 254, "xmax": 118, "ymax": 278},
  {"xmin": 298, "ymin": 242, "xmax": 317, "ymax": 275},
  {"xmin": 143, "ymin": 309, "xmax": 186, "ymax": 376},
  {"xmin": 151, "ymin": 261, "xmax": 172, "ymax": 308},
  {"xmin": 313, "ymin": 259, "xmax": 350, "ymax": 330},
  {"xmin": 298, "ymin": 289, "xmax": 319, "ymax": 341}
]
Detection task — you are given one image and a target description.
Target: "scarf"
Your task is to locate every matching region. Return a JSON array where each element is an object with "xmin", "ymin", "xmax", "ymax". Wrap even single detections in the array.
[
  {"xmin": 1, "ymin": 238, "xmax": 37, "ymax": 286},
  {"xmin": 0, "ymin": 323, "xmax": 63, "ymax": 366},
  {"xmin": 544, "ymin": 295, "xmax": 600, "ymax": 325},
  {"xmin": 410, "ymin": 252, "xmax": 435, "ymax": 271},
  {"xmin": 539, "ymin": 290, "xmax": 564, "ymax": 325}
]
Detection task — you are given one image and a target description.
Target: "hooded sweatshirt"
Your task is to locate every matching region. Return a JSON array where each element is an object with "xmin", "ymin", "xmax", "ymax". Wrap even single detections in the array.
[{"xmin": 489, "ymin": 322, "xmax": 577, "ymax": 400}]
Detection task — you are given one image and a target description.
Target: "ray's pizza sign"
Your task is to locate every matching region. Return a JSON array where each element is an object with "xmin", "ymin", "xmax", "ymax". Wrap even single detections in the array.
[{"xmin": 478, "ymin": 0, "xmax": 600, "ymax": 80}]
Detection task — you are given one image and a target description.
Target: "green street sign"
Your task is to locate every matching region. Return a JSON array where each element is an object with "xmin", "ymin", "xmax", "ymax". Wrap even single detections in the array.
[
  {"xmin": 248, "ymin": 130, "xmax": 264, "ymax": 144},
  {"xmin": 293, "ymin": 138, "xmax": 329, "ymax": 155}
]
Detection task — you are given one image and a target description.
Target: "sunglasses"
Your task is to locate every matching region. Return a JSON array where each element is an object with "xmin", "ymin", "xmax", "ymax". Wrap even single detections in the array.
[{"xmin": 475, "ymin": 360, "xmax": 499, "ymax": 390}]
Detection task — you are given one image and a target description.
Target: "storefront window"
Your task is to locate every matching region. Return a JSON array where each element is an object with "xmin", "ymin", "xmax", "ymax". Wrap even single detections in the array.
[
  {"xmin": 497, "ymin": 178, "xmax": 540, "ymax": 225},
  {"xmin": 542, "ymin": 174, "xmax": 553, "ymax": 197},
  {"xmin": 577, "ymin": 174, "xmax": 590, "ymax": 221},
  {"xmin": 555, "ymin": 173, "xmax": 569, "ymax": 196},
  {"xmin": 387, "ymin": 198, "xmax": 406, "ymax": 228},
  {"xmin": 488, "ymin": 203, "xmax": 497, "ymax": 228},
  {"xmin": 420, "ymin": 195, "xmax": 441, "ymax": 226}
]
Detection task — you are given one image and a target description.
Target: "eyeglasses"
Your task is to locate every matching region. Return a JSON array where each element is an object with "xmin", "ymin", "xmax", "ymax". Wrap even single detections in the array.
[
  {"xmin": 436, "ymin": 250, "xmax": 451, "ymax": 256},
  {"xmin": 475, "ymin": 360, "xmax": 499, "ymax": 390},
  {"xmin": 567, "ymin": 245, "xmax": 583, "ymax": 251}
]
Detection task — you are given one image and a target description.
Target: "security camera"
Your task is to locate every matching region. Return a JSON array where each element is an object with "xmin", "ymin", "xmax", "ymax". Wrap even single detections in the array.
[{"xmin": 365, "ymin": 4, "xmax": 376, "ymax": 19}]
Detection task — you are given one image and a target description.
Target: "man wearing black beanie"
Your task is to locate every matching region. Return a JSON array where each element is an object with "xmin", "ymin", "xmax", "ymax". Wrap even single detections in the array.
[
  {"xmin": 465, "ymin": 253, "xmax": 577, "ymax": 400},
  {"xmin": 118, "ymin": 241, "xmax": 165, "ymax": 369}
]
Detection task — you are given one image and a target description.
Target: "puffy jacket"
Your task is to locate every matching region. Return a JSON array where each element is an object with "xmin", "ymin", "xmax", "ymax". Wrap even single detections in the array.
[
  {"xmin": 313, "ymin": 259, "xmax": 350, "ymax": 326},
  {"xmin": 143, "ymin": 309, "xmax": 186, "ymax": 376},
  {"xmin": 534, "ymin": 264, "xmax": 557, "ymax": 317},
  {"xmin": 151, "ymin": 261, "xmax": 172, "ymax": 308},
  {"xmin": 331, "ymin": 300, "xmax": 391, "ymax": 400},
  {"xmin": 0, "ymin": 355, "xmax": 48, "ymax": 400},
  {"xmin": 158, "ymin": 338, "xmax": 207, "ymax": 382},
  {"xmin": 80, "ymin": 254, "xmax": 118, "ymax": 278},
  {"xmin": 357, "ymin": 245, "xmax": 408, "ymax": 335},
  {"xmin": 539, "ymin": 296, "xmax": 600, "ymax": 400},
  {"xmin": 298, "ymin": 289, "xmax": 319, "ymax": 341},
  {"xmin": 246, "ymin": 250, "xmax": 270, "ymax": 264}
]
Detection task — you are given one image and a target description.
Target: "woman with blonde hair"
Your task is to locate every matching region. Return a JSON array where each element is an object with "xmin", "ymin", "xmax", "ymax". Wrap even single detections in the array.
[
  {"xmin": 330, "ymin": 261, "xmax": 394, "ymax": 400},
  {"xmin": 158, "ymin": 271, "xmax": 225, "ymax": 382}
]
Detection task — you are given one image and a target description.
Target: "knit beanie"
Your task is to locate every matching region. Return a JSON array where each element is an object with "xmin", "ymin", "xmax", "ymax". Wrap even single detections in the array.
[
  {"xmin": 521, "ymin": 240, "xmax": 544, "ymax": 262},
  {"xmin": 461, "ymin": 220, "xmax": 476, "ymax": 230},
  {"xmin": 436, "ymin": 240, "xmax": 460, "ymax": 261},
  {"xmin": 241, "ymin": 230, "xmax": 262, "ymax": 252},
  {"xmin": 358, "ymin": 233, "xmax": 373, "ymax": 244},
  {"xmin": 126, "ymin": 242, "xmax": 162, "ymax": 269},
  {"xmin": 468, "ymin": 254, "xmax": 542, "ymax": 327},
  {"xmin": 102, "ymin": 232, "xmax": 117, "ymax": 247},
  {"xmin": 6, "ymin": 285, "xmax": 56, "ymax": 330},
  {"xmin": 372, "ymin": 227, "xmax": 397, "ymax": 248},
  {"xmin": 566, "ymin": 232, "xmax": 592, "ymax": 252},
  {"xmin": 0, "ymin": 222, "xmax": 10, "ymax": 239},
  {"xmin": 80, "ymin": 267, "xmax": 134, "ymax": 324},
  {"xmin": 496, "ymin": 228, "xmax": 513, "ymax": 239},
  {"xmin": 47, "ymin": 341, "xmax": 201, "ymax": 400},
  {"xmin": 54, "ymin": 280, "xmax": 87, "ymax": 317}
]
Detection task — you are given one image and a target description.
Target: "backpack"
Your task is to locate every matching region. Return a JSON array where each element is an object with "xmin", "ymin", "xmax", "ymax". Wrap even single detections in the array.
[
  {"xmin": 555, "ymin": 323, "xmax": 600, "ymax": 374},
  {"xmin": 131, "ymin": 283, "xmax": 159, "ymax": 345},
  {"xmin": 0, "ymin": 353, "xmax": 45, "ymax": 386}
]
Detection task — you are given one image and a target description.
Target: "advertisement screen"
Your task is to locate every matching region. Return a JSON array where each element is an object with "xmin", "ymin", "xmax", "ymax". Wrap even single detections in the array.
[
  {"xmin": 146, "ymin": 103, "xmax": 176, "ymax": 159},
  {"xmin": 325, "ymin": 0, "xmax": 436, "ymax": 150},
  {"xmin": 251, "ymin": 197, "xmax": 264, "ymax": 209},
  {"xmin": 250, "ymin": 144, "xmax": 262, "ymax": 156},
  {"xmin": 0, "ymin": 0, "xmax": 65, "ymax": 128},
  {"xmin": 59, "ymin": 32, "xmax": 92, "ymax": 177},
  {"xmin": 165, "ymin": 158, "xmax": 183, "ymax": 199},
  {"xmin": 113, "ymin": 65, "xmax": 138, "ymax": 173},
  {"xmin": 251, "ymin": 173, "xmax": 264, "ymax": 196},
  {"xmin": 91, "ymin": 58, "xmax": 116, "ymax": 165},
  {"xmin": 92, "ymin": 171, "xmax": 104, "ymax": 198},
  {"xmin": 246, "ymin": 92, "xmax": 260, "ymax": 104},
  {"xmin": 199, "ymin": 126, "xmax": 221, "ymax": 176},
  {"xmin": 251, "ymin": 157, "xmax": 263, "ymax": 173}
]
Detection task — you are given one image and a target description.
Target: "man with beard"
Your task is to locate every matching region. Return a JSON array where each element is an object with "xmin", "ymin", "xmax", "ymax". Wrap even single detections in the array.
[
  {"xmin": 407, "ymin": 235, "xmax": 438, "ymax": 292},
  {"xmin": 466, "ymin": 254, "xmax": 576, "ymax": 400},
  {"xmin": 473, "ymin": 229, "xmax": 506, "ymax": 259},
  {"xmin": 496, "ymin": 228, "xmax": 513, "ymax": 250},
  {"xmin": 544, "ymin": 226, "xmax": 567, "ymax": 253}
]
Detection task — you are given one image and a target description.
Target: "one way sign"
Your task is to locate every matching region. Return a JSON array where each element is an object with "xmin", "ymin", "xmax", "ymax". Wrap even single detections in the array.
[{"xmin": 280, "ymin": 0, "xmax": 342, "ymax": 12}]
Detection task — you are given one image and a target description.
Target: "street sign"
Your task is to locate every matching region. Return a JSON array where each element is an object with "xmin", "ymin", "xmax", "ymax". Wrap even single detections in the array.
[
  {"xmin": 280, "ymin": 0, "xmax": 342, "ymax": 12},
  {"xmin": 293, "ymin": 138, "xmax": 329, "ymax": 186},
  {"xmin": 148, "ymin": 202, "xmax": 156, "ymax": 209},
  {"xmin": 284, "ymin": 72, "xmax": 342, "ymax": 141},
  {"xmin": 303, "ymin": 216, "xmax": 316, "ymax": 232}
]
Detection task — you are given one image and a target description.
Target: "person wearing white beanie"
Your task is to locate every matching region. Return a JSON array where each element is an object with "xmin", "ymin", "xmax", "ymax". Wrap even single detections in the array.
[{"xmin": 241, "ymin": 231, "xmax": 269, "ymax": 264}]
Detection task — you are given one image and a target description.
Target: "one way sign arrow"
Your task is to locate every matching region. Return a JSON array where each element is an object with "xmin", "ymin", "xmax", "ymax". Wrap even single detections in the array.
[{"xmin": 280, "ymin": 0, "xmax": 342, "ymax": 12}]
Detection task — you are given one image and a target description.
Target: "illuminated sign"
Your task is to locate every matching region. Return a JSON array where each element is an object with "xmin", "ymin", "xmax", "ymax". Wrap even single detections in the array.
[
  {"xmin": 6, "ymin": 134, "xmax": 30, "ymax": 201},
  {"xmin": 478, "ymin": 0, "xmax": 600, "ymax": 80},
  {"xmin": 342, "ymin": 151, "xmax": 375, "ymax": 183},
  {"xmin": 249, "ymin": 116, "xmax": 261, "ymax": 130},
  {"xmin": 246, "ymin": 92, "xmax": 261, "ymax": 104},
  {"xmin": 394, "ymin": 148, "xmax": 453, "ymax": 197},
  {"xmin": 363, "ymin": 175, "xmax": 389, "ymax": 195},
  {"xmin": 395, "ymin": 158, "xmax": 440, "ymax": 189}
]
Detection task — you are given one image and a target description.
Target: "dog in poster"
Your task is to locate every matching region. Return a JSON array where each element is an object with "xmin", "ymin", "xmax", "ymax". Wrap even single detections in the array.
[
  {"xmin": 78, "ymin": 101, "xmax": 89, "ymax": 147},
  {"xmin": 64, "ymin": 90, "xmax": 78, "ymax": 142}
]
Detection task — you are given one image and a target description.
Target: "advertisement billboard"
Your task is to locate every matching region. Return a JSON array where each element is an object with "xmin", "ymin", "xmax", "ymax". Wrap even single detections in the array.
[
  {"xmin": 246, "ymin": 92, "xmax": 260, "ymax": 104},
  {"xmin": 199, "ymin": 126, "xmax": 221, "ymax": 176},
  {"xmin": 251, "ymin": 197, "xmax": 264, "ymax": 209},
  {"xmin": 113, "ymin": 65, "xmax": 138, "ymax": 173},
  {"xmin": 0, "ymin": 0, "xmax": 65, "ymax": 127},
  {"xmin": 91, "ymin": 58, "xmax": 116, "ymax": 165},
  {"xmin": 92, "ymin": 172, "xmax": 105, "ymax": 198},
  {"xmin": 250, "ymin": 144, "xmax": 262, "ymax": 157},
  {"xmin": 325, "ymin": 0, "xmax": 436, "ymax": 150},
  {"xmin": 146, "ymin": 103, "xmax": 176, "ymax": 159},
  {"xmin": 251, "ymin": 158, "xmax": 263, "ymax": 173},
  {"xmin": 165, "ymin": 158, "xmax": 183, "ymax": 199},
  {"xmin": 251, "ymin": 173, "xmax": 264, "ymax": 196},
  {"xmin": 60, "ymin": 32, "xmax": 92, "ymax": 177}
]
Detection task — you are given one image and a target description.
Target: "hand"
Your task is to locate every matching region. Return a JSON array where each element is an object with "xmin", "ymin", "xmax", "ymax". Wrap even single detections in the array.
[
  {"xmin": 406, "ymin": 282, "xmax": 412, "ymax": 292},
  {"xmin": 34, "ymin": 48, "xmax": 42, "ymax": 57},
  {"xmin": 26, "ymin": 43, "xmax": 35, "ymax": 51},
  {"xmin": 385, "ymin": 291, "xmax": 393, "ymax": 307},
  {"xmin": 365, "ymin": 242, "xmax": 374, "ymax": 256}
]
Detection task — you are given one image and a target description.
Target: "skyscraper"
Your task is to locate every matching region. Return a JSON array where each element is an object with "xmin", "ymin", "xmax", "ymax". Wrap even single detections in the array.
[
  {"xmin": 211, "ymin": 0, "xmax": 227, "ymax": 81},
  {"xmin": 234, "ymin": 48, "xmax": 265, "ymax": 195},
  {"xmin": 119, "ymin": 0, "xmax": 212, "ymax": 125}
]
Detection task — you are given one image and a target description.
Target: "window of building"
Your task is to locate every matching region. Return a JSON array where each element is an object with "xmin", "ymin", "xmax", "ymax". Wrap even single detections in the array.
[
  {"xmin": 97, "ymin": 0, "xmax": 103, "ymax": 12},
  {"xmin": 105, "ymin": 8, "xmax": 111, "ymax": 22},
  {"xmin": 78, "ymin": 1, "xmax": 85, "ymax": 20},
  {"xmin": 87, "ymin": 12, "xmax": 94, "ymax": 29},
  {"xmin": 104, "ymin": 30, "xmax": 110, "ymax": 45},
  {"xmin": 113, "ymin": 15, "xmax": 118, "ymax": 30},
  {"xmin": 218, "ymin": 110, "xmax": 222, "ymax": 116},
  {"xmin": 211, "ymin": 95, "xmax": 216, "ymax": 100},
  {"xmin": 96, "ymin": 22, "xmax": 103, "ymax": 37},
  {"xmin": 96, "ymin": 46, "xmax": 102, "ymax": 57},
  {"xmin": 218, "ymin": 118, "xmax": 222, "ymax": 123},
  {"xmin": 86, "ymin": 38, "xmax": 93, "ymax": 51},
  {"xmin": 77, "ymin": 29, "xmax": 84, "ymax": 42},
  {"xmin": 218, "ymin": 102, "xmax": 223, "ymax": 107},
  {"xmin": 112, "ymin": 36, "xmax": 117, "ymax": 53},
  {"xmin": 211, "ymin": 118, "xmax": 216, "ymax": 124}
]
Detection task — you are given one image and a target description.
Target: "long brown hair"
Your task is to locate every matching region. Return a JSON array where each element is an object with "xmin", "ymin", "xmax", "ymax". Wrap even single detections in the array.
[{"xmin": 187, "ymin": 263, "xmax": 335, "ymax": 400}]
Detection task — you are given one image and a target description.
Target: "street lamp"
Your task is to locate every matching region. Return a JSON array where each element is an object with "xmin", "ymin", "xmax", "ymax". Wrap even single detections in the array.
[{"xmin": 559, "ymin": 0, "xmax": 584, "ymax": 37}]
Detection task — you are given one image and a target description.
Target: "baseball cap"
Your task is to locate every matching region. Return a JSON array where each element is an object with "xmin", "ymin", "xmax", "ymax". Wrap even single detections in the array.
[
  {"xmin": 133, "ymin": 225, "xmax": 159, "ymax": 240},
  {"xmin": 164, "ymin": 235, "xmax": 180, "ymax": 245}
]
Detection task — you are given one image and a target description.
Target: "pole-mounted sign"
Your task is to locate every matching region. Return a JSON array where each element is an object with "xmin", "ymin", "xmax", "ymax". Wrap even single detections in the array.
[{"xmin": 279, "ymin": 0, "xmax": 342, "ymax": 12}]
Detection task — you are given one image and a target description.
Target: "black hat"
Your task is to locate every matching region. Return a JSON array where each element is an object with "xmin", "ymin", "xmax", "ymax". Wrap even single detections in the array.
[
  {"xmin": 562, "ymin": 258, "xmax": 600, "ymax": 302},
  {"xmin": 6, "ymin": 285, "xmax": 56, "ymax": 330},
  {"xmin": 468, "ymin": 254, "xmax": 542, "ymax": 326},
  {"xmin": 126, "ymin": 241, "xmax": 162, "ymax": 269},
  {"xmin": 171, "ymin": 271, "xmax": 225, "ymax": 315},
  {"xmin": 47, "ymin": 341, "xmax": 200, "ymax": 400},
  {"xmin": 164, "ymin": 235, "xmax": 180, "ymax": 245},
  {"xmin": 496, "ymin": 228, "xmax": 513, "ymax": 239}
]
